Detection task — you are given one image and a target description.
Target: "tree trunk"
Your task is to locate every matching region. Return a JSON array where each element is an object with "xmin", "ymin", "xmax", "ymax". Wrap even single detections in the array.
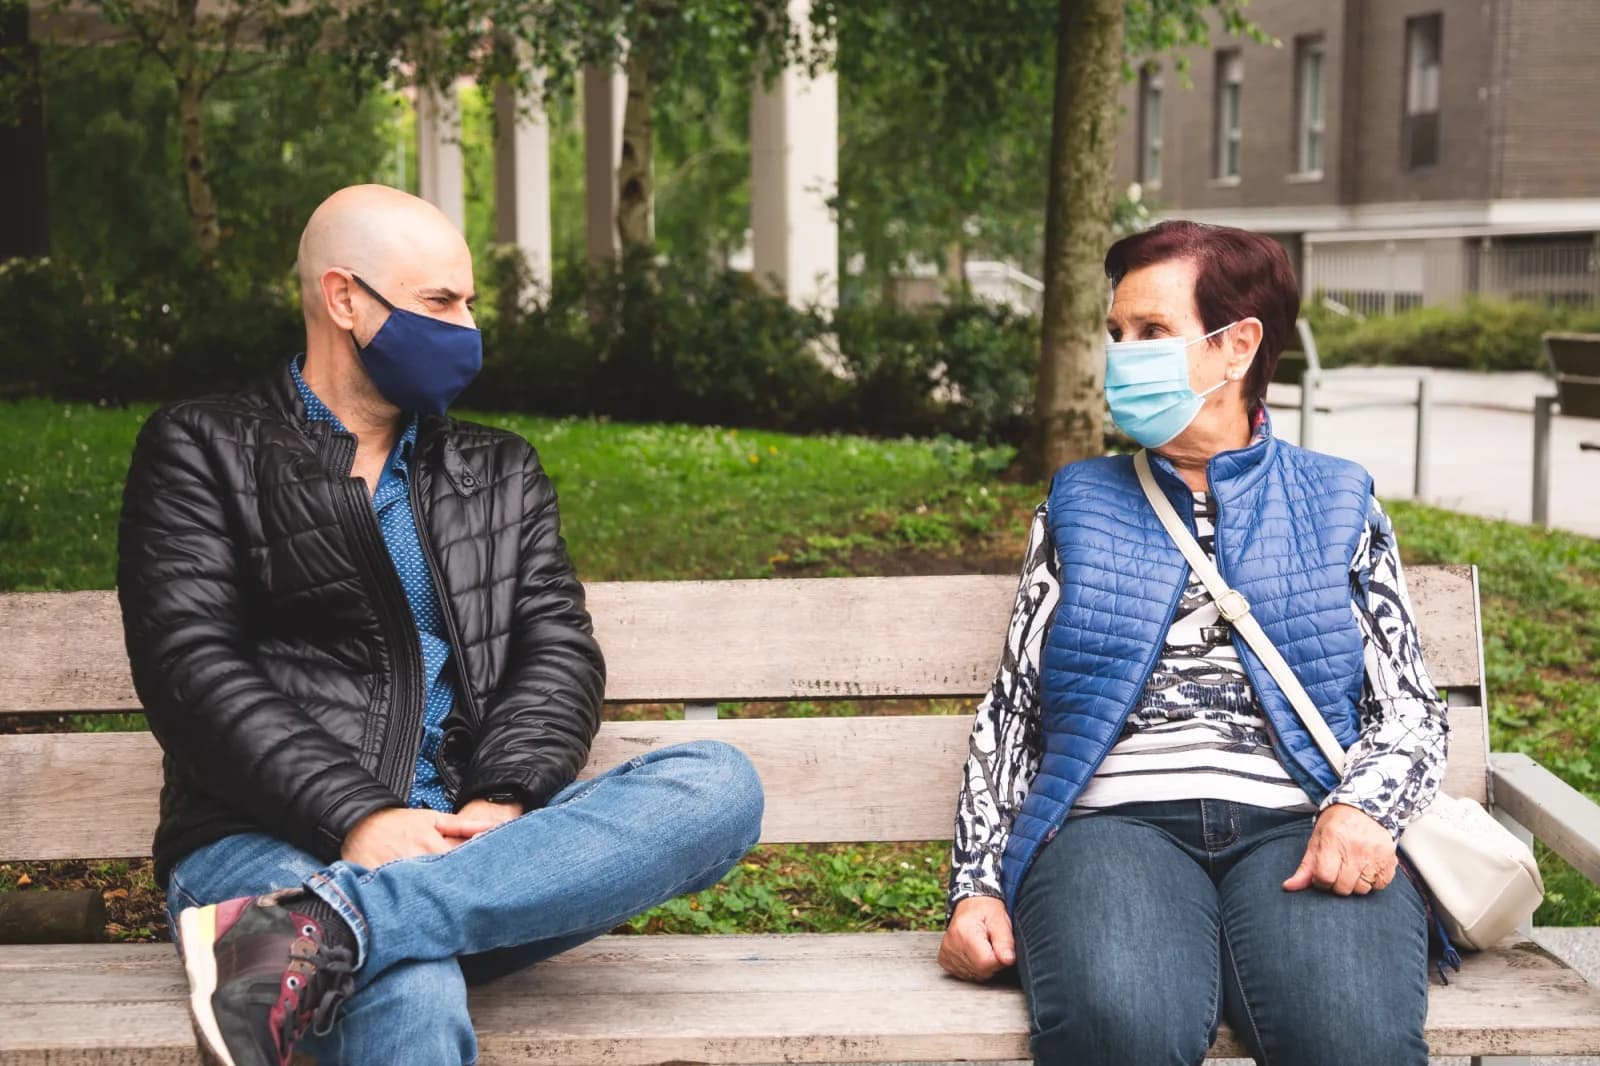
[
  {"xmin": 176, "ymin": 72, "xmax": 223, "ymax": 265},
  {"xmin": 1020, "ymin": 0, "xmax": 1125, "ymax": 480},
  {"xmin": 615, "ymin": 48, "xmax": 654, "ymax": 249},
  {"xmin": 167, "ymin": 0, "xmax": 221, "ymax": 266},
  {"xmin": 944, "ymin": 241, "xmax": 967, "ymax": 291},
  {"xmin": 0, "ymin": 1, "xmax": 50, "ymax": 258}
]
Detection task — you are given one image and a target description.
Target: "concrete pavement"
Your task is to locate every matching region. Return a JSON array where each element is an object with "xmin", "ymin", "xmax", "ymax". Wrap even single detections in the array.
[{"xmin": 1264, "ymin": 369, "xmax": 1600, "ymax": 539}]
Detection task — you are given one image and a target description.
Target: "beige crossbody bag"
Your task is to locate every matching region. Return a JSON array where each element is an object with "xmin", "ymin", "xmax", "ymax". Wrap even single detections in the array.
[{"xmin": 1133, "ymin": 450, "xmax": 1543, "ymax": 951}]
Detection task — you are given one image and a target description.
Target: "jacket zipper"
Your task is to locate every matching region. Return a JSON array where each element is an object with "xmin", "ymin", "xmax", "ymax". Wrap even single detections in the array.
[
  {"xmin": 328, "ymin": 433, "xmax": 429, "ymax": 801},
  {"xmin": 1205, "ymin": 464, "xmax": 1325, "ymax": 801},
  {"xmin": 408, "ymin": 445, "xmax": 485, "ymax": 798}
]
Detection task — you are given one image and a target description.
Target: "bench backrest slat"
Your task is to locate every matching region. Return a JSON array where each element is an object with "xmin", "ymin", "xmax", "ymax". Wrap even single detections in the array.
[
  {"xmin": 0, "ymin": 567, "xmax": 1485, "ymax": 713},
  {"xmin": 0, "ymin": 708, "xmax": 1489, "ymax": 863},
  {"xmin": 0, "ymin": 566, "xmax": 1489, "ymax": 863}
]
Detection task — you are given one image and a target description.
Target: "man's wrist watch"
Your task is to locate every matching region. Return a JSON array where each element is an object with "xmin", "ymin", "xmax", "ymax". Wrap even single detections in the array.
[{"xmin": 477, "ymin": 790, "xmax": 522, "ymax": 806}]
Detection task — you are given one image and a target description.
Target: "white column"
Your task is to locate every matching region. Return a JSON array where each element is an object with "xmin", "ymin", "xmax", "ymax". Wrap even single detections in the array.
[
  {"xmin": 494, "ymin": 76, "xmax": 553, "ymax": 289},
  {"xmin": 750, "ymin": 0, "xmax": 838, "ymax": 310},
  {"xmin": 416, "ymin": 84, "xmax": 466, "ymax": 234},
  {"xmin": 582, "ymin": 63, "xmax": 627, "ymax": 266}
]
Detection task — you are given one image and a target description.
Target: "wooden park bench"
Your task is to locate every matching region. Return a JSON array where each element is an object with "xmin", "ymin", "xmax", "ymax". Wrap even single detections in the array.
[
  {"xmin": 1533, "ymin": 332, "xmax": 1600, "ymax": 526},
  {"xmin": 5, "ymin": 569, "xmax": 1600, "ymax": 1063}
]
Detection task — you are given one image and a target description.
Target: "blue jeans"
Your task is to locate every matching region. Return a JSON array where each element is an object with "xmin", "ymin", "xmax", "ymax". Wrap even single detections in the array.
[
  {"xmin": 166, "ymin": 740, "xmax": 764, "ymax": 1065},
  {"xmin": 1013, "ymin": 800, "xmax": 1430, "ymax": 1066}
]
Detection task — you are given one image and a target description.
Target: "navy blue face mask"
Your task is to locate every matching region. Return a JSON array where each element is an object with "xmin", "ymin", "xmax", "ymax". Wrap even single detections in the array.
[{"xmin": 350, "ymin": 274, "xmax": 482, "ymax": 415}]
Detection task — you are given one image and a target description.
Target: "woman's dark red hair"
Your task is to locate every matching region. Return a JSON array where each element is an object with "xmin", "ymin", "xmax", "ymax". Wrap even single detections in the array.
[{"xmin": 1104, "ymin": 220, "xmax": 1299, "ymax": 406}]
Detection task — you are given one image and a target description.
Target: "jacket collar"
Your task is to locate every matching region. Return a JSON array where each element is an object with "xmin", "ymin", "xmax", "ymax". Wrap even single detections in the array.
[{"xmin": 264, "ymin": 359, "xmax": 484, "ymax": 499}]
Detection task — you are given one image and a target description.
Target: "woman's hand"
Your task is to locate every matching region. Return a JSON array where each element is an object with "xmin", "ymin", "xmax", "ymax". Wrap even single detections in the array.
[
  {"xmin": 1283, "ymin": 803, "xmax": 1398, "ymax": 896},
  {"xmin": 939, "ymin": 896, "xmax": 1017, "ymax": 981}
]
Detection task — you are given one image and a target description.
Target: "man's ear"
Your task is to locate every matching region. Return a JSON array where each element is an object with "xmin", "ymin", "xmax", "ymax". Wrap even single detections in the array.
[
  {"xmin": 1227, "ymin": 317, "xmax": 1264, "ymax": 382},
  {"xmin": 321, "ymin": 270, "xmax": 358, "ymax": 331}
]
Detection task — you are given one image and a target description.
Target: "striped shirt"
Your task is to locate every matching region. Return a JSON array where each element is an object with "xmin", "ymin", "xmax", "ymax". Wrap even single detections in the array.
[{"xmin": 1072, "ymin": 492, "xmax": 1314, "ymax": 814}]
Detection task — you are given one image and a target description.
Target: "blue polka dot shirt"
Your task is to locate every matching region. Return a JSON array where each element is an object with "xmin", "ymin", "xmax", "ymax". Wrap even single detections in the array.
[{"xmin": 291, "ymin": 357, "xmax": 457, "ymax": 812}]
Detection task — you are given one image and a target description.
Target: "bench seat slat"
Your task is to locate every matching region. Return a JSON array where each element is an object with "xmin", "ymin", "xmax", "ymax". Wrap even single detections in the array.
[
  {"xmin": 0, "ymin": 709, "xmax": 1489, "ymax": 864},
  {"xmin": 5, "ymin": 934, "xmax": 1600, "ymax": 1062},
  {"xmin": 0, "ymin": 567, "xmax": 1485, "ymax": 714}
]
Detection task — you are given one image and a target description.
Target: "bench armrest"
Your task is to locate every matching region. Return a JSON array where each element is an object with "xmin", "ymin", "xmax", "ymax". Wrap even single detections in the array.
[{"xmin": 1490, "ymin": 751, "xmax": 1600, "ymax": 886}]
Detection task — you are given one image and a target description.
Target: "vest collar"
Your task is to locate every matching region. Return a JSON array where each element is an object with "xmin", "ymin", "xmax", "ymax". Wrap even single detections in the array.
[{"xmin": 1146, "ymin": 406, "xmax": 1279, "ymax": 506}]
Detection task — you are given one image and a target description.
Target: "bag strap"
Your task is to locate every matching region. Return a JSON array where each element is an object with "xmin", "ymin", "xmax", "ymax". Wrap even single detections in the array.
[{"xmin": 1132, "ymin": 450, "xmax": 1348, "ymax": 775}]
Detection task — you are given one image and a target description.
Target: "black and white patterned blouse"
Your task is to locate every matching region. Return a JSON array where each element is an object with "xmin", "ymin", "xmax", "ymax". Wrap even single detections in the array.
[{"xmin": 948, "ymin": 493, "xmax": 1450, "ymax": 910}]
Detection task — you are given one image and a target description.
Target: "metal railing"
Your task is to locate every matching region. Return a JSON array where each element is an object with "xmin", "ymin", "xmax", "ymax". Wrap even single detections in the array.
[{"xmin": 1298, "ymin": 368, "xmax": 1434, "ymax": 502}]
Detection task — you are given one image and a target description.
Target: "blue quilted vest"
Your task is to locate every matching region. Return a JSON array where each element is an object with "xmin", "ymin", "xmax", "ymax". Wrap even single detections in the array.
[{"xmin": 999, "ymin": 430, "xmax": 1374, "ymax": 910}]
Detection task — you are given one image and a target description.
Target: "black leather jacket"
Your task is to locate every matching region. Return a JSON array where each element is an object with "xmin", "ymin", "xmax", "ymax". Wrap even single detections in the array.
[{"xmin": 117, "ymin": 366, "xmax": 606, "ymax": 884}]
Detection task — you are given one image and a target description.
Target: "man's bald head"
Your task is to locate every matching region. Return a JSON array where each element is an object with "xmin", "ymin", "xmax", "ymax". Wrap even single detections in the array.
[{"xmin": 297, "ymin": 184, "xmax": 473, "ymax": 325}]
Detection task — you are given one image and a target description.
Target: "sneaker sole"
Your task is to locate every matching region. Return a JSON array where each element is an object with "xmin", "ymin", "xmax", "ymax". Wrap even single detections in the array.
[{"xmin": 178, "ymin": 905, "xmax": 239, "ymax": 1066}]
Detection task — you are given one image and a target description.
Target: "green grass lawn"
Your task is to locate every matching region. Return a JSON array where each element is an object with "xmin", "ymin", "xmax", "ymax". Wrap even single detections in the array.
[
  {"xmin": 0, "ymin": 398, "xmax": 1012, "ymax": 590},
  {"xmin": 2, "ymin": 399, "xmax": 1598, "ymax": 934}
]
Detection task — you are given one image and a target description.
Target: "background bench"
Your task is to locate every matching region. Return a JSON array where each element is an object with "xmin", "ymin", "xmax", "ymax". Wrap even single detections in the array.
[
  {"xmin": 1534, "ymin": 332, "xmax": 1600, "ymax": 526},
  {"xmin": 4, "ymin": 569, "xmax": 1600, "ymax": 1063}
]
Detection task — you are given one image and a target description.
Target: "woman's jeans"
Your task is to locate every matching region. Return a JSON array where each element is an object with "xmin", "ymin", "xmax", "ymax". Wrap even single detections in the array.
[
  {"xmin": 1013, "ymin": 799, "xmax": 1430, "ymax": 1066},
  {"xmin": 166, "ymin": 740, "xmax": 764, "ymax": 1066}
]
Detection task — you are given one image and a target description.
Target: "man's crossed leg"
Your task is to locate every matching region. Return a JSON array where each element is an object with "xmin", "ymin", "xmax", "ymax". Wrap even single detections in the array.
[{"xmin": 168, "ymin": 741, "xmax": 763, "ymax": 1066}]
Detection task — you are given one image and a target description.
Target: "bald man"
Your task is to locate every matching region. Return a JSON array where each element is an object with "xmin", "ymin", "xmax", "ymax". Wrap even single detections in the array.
[{"xmin": 117, "ymin": 185, "xmax": 764, "ymax": 1066}]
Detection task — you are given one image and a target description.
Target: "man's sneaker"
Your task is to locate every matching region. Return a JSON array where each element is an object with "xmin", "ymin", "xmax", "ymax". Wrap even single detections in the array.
[{"xmin": 176, "ymin": 889, "xmax": 357, "ymax": 1066}]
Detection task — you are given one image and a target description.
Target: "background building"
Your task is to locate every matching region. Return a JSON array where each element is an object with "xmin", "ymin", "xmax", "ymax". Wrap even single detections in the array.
[{"xmin": 1116, "ymin": 0, "xmax": 1600, "ymax": 313}]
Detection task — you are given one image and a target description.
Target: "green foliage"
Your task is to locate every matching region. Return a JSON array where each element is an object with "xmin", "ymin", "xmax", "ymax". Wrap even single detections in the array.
[
  {"xmin": 652, "ymin": 66, "xmax": 754, "ymax": 265},
  {"xmin": 626, "ymin": 844, "xmax": 949, "ymax": 934},
  {"xmin": 2, "ymin": 250, "xmax": 1040, "ymax": 442},
  {"xmin": 472, "ymin": 248, "xmax": 1041, "ymax": 441},
  {"xmin": 1123, "ymin": 0, "xmax": 1275, "ymax": 76},
  {"xmin": 38, "ymin": 42, "xmax": 403, "ymax": 287},
  {"xmin": 832, "ymin": 1, "xmax": 1258, "ymax": 293},
  {"xmin": 1306, "ymin": 299, "xmax": 1600, "ymax": 373},
  {"xmin": 339, "ymin": 0, "xmax": 819, "ymax": 109},
  {"xmin": 1385, "ymin": 500, "xmax": 1600, "ymax": 925},
  {"xmin": 0, "ymin": 256, "xmax": 301, "ymax": 404},
  {"xmin": 834, "ymin": 299, "xmax": 1040, "ymax": 441},
  {"xmin": 476, "ymin": 247, "xmax": 841, "ymax": 431}
]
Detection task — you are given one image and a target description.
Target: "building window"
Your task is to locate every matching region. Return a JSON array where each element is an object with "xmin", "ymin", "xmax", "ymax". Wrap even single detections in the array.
[
  {"xmin": 1215, "ymin": 50, "xmax": 1243, "ymax": 180},
  {"xmin": 1403, "ymin": 14, "xmax": 1442, "ymax": 169},
  {"xmin": 1295, "ymin": 36, "xmax": 1325, "ymax": 175},
  {"xmin": 1139, "ymin": 65, "xmax": 1163, "ymax": 187}
]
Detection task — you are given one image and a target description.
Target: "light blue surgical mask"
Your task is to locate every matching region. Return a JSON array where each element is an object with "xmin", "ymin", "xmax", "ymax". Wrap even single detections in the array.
[{"xmin": 1104, "ymin": 321, "xmax": 1237, "ymax": 448}]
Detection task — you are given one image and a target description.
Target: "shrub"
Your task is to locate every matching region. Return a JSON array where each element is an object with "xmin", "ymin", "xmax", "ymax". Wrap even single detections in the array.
[
  {"xmin": 835, "ymin": 298, "xmax": 1038, "ymax": 442},
  {"xmin": 3, "ymin": 251, "xmax": 1038, "ymax": 442},
  {"xmin": 477, "ymin": 252, "xmax": 1038, "ymax": 441},
  {"xmin": 1305, "ymin": 298, "xmax": 1600, "ymax": 372},
  {"xmin": 0, "ymin": 256, "xmax": 300, "ymax": 403},
  {"xmin": 473, "ymin": 248, "xmax": 843, "ymax": 433}
]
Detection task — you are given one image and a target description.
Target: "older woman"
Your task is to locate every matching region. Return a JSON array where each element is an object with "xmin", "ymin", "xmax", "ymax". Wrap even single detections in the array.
[{"xmin": 938, "ymin": 221, "xmax": 1448, "ymax": 1066}]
